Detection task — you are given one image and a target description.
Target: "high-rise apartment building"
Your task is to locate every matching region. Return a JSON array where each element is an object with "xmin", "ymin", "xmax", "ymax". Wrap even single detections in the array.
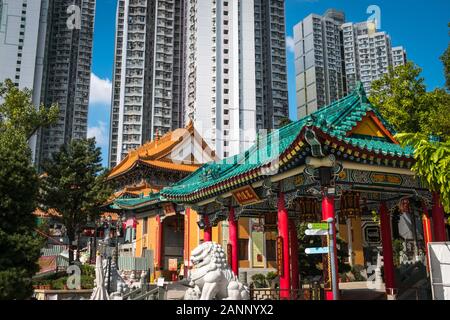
[
  {"xmin": 109, "ymin": 0, "xmax": 185, "ymax": 167},
  {"xmin": 185, "ymin": 0, "xmax": 288, "ymax": 159},
  {"xmin": 294, "ymin": 9, "xmax": 407, "ymax": 116},
  {"xmin": 0, "ymin": 0, "xmax": 96, "ymax": 166},
  {"xmin": 38, "ymin": 0, "xmax": 96, "ymax": 165},
  {"xmin": 293, "ymin": 9, "xmax": 346, "ymax": 118},
  {"xmin": 392, "ymin": 45, "xmax": 407, "ymax": 68},
  {"xmin": 110, "ymin": 0, "xmax": 289, "ymax": 165},
  {"xmin": 341, "ymin": 21, "xmax": 406, "ymax": 93},
  {"xmin": 0, "ymin": 0, "xmax": 50, "ymax": 161}
]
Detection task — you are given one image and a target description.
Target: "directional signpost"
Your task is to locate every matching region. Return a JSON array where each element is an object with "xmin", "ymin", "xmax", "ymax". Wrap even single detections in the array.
[
  {"xmin": 305, "ymin": 247, "xmax": 329, "ymax": 254},
  {"xmin": 304, "ymin": 219, "xmax": 339, "ymax": 300},
  {"xmin": 307, "ymin": 223, "xmax": 328, "ymax": 230},
  {"xmin": 305, "ymin": 229, "xmax": 328, "ymax": 236}
]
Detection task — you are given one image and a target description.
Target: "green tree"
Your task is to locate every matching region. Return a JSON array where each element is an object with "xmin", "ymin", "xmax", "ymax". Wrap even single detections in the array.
[
  {"xmin": 369, "ymin": 62, "xmax": 450, "ymax": 140},
  {"xmin": 396, "ymin": 133, "xmax": 450, "ymax": 213},
  {"xmin": 369, "ymin": 62, "xmax": 427, "ymax": 133},
  {"xmin": 421, "ymin": 88, "xmax": 450, "ymax": 139},
  {"xmin": 0, "ymin": 80, "xmax": 57, "ymax": 299},
  {"xmin": 39, "ymin": 138, "xmax": 112, "ymax": 263},
  {"xmin": 0, "ymin": 79, "xmax": 58, "ymax": 140}
]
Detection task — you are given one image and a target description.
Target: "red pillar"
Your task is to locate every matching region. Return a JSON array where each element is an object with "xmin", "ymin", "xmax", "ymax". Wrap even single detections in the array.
[
  {"xmin": 422, "ymin": 206, "xmax": 432, "ymax": 272},
  {"xmin": 228, "ymin": 207, "xmax": 239, "ymax": 276},
  {"xmin": 432, "ymin": 192, "xmax": 447, "ymax": 242},
  {"xmin": 156, "ymin": 215, "xmax": 163, "ymax": 269},
  {"xmin": 278, "ymin": 193, "xmax": 291, "ymax": 299},
  {"xmin": 321, "ymin": 194, "xmax": 338, "ymax": 300},
  {"xmin": 379, "ymin": 202, "xmax": 396, "ymax": 298},
  {"xmin": 289, "ymin": 219, "xmax": 299, "ymax": 293},
  {"xmin": 203, "ymin": 215, "xmax": 212, "ymax": 242}
]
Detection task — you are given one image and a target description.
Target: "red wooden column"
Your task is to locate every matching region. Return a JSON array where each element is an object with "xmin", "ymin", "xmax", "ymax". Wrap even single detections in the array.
[
  {"xmin": 321, "ymin": 194, "xmax": 338, "ymax": 300},
  {"xmin": 422, "ymin": 205, "xmax": 432, "ymax": 272},
  {"xmin": 156, "ymin": 215, "xmax": 163, "ymax": 269},
  {"xmin": 379, "ymin": 202, "xmax": 396, "ymax": 299},
  {"xmin": 289, "ymin": 219, "xmax": 300, "ymax": 293},
  {"xmin": 432, "ymin": 192, "xmax": 447, "ymax": 242},
  {"xmin": 277, "ymin": 193, "xmax": 291, "ymax": 299},
  {"xmin": 203, "ymin": 215, "xmax": 212, "ymax": 242},
  {"xmin": 228, "ymin": 207, "xmax": 239, "ymax": 276}
]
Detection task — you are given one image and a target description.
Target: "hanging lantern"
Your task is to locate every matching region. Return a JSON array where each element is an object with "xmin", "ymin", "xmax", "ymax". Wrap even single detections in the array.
[{"xmin": 339, "ymin": 191, "xmax": 361, "ymax": 223}]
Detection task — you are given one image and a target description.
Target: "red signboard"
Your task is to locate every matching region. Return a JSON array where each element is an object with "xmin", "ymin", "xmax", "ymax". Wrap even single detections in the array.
[
  {"xmin": 232, "ymin": 186, "xmax": 260, "ymax": 206},
  {"xmin": 276, "ymin": 236, "xmax": 283, "ymax": 277}
]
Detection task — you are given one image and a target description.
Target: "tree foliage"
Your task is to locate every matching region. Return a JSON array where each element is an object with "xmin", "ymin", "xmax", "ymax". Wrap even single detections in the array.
[
  {"xmin": 369, "ymin": 62, "xmax": 427, "ymax": 133},
  {"xmin": 39, "ymin": 138, "xmax": 111, "ymax": 263},
  {"xmin": 0, "ymin": 81, "xmax": 55, "ymax": 299},
  {"xmin": 370, "ymin": 61, "xmax": 450, "ymax": 141},
  {"xmin": 396, "ymin": 133, "xmax": 450, "ymax": 213},
  {"xmin": 0, "ymin": 79, "xmax": 58, "ymax": 140}
]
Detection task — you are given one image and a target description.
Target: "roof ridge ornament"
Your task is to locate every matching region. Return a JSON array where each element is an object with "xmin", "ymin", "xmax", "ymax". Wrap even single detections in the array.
[
  {"xmin": 305, "ymin": 127, "xmax": 324, "ymax": 157},
  {"xmin": 355, "ymin": 81, "xmax": 369, "ymax": 104}
]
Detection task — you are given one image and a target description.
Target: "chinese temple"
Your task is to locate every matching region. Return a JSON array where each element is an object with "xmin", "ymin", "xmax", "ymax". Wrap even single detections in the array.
[
  {"xmin": 109, "ymin": 84, "xmax": 448, "ymax": 299},
  {"xmin": 107, "ymin": 121, "xmax": 219, "ymax": 276}
]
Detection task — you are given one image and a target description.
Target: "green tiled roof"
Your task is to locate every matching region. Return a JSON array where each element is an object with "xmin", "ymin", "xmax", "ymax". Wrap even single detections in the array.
[
  {"xmin": 111, "ymin": 84, "xmax": 415, "ymax": 206},
  {"xmin": 113, "ymin": 192, "xmax": 162, "ymax": 209}
]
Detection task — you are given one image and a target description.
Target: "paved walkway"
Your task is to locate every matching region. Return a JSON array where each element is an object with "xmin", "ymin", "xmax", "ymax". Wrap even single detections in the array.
[
  {"xmin": 165, "ymin": 281, "xmax": 388, "ymax": 300},
  {"xmin": 339, "ymin": 281, "xmax": 386, "ymax": 300}
]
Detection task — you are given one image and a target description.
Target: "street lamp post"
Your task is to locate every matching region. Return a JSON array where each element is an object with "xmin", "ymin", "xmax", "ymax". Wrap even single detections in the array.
[{"xmin": 326, "ymin": 217, "xmax": 339, "ymax": 300}]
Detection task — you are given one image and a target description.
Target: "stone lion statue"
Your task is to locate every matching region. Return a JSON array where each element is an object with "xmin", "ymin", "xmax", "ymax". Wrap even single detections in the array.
[{"xmin": 184, "ymin": 242, "xmax": 249, "ymax": 300}]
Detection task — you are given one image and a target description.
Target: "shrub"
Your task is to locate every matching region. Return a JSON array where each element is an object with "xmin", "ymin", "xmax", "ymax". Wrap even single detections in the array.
[{"xmin": 251, "ymin": 273, "xmax": 267, "ymax": 288}]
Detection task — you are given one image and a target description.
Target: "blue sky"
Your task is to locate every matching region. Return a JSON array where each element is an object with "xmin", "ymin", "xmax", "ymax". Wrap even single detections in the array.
[{"xmin": 88, "ymin": 0, "xmax": 450, "ymax": 167}]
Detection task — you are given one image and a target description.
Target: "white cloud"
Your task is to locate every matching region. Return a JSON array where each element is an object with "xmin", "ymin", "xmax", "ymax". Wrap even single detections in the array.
[
  {"xmin": 87, "ymin": 121, "xmax": 108, "ymax": 147},
  {"xmin": 286, "ymin": 36, "xmax": 295, "ymax": 53},
  {"xmin": 89, "ymin": 73, "xmax": 112, "ymax": 105}
]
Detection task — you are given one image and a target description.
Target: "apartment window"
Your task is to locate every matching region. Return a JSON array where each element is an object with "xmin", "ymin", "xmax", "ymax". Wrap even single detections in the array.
[
  {"xmin": 224, "ymin": 99, "xmax": 229, "ymax": 104},
  {"xmin": 238, "ymin": 239, "xmax": 249, "ymax": 260}
]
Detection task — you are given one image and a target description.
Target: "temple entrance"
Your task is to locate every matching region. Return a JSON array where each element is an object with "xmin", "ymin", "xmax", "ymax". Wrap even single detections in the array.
[{"xmin": 161, "ymin": 214, "xmax": 184, "ymax": 272}]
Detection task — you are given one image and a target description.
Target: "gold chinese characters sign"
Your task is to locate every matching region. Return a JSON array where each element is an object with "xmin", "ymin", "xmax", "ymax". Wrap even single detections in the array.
[
  {"xmin": 294, "ymin": 197, "xmax": 320, "ymax": 223},
  {"xmin": 232, "ymin": 186, "xmax": 260, "ymax": 206},
  {"xmin": 339, "ymin": 191, "xmax": 361, "ymax": 222},
  {"xmin": 276, "ymin": 236, "xmax": 283, "ymax": 277}
]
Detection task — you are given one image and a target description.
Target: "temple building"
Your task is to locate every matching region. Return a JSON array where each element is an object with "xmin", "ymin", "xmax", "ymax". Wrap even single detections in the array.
[{"xmin": 108, "ymin": 84, "xmax": 448, "ymax": 298}]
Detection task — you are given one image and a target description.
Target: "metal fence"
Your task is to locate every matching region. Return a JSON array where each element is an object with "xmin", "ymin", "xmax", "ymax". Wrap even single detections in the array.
[
  {"xmin": 122, "ymin": 284, "xmax": 163, "ymax": 300},
  {"xmin": 118, "ymin": 256, "xmax": 152, "ymax": 271},
  {"xmin": 41, "ymin": 245, "xmax": 66, "ymax": 256}
]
